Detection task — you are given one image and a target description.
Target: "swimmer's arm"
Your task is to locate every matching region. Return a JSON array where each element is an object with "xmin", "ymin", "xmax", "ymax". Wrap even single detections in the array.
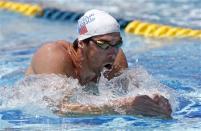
[
  {"xmin": 56, "ymin": 95, "xmax": 172, "ymax": 118},
  {"xmin": 104, "ymin": 49, "xmax": 128, "ymax": 80},
  {"xmin": 56, "ymin": 103, "xmax": 114, "ymax": 116}
]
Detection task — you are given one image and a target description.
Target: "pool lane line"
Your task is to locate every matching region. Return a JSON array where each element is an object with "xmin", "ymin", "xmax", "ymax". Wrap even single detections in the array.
[
  {"xmin": 1, "ymin": 1, "xmax": 201, "ymax": 39},
  {"xmin": 0, "ymin": 1, "xmax": 129, "ymax": 29},
  {"xmin": 36, "ymin": 8, "xmax": 130, "ymax": 29},
  {"xmin": 125, "ymin": 20, "xmax": 201, "ymax": 39},
  {"xmin": 0, "ymin": 1, "xmax": 42, "ymax": 16}
]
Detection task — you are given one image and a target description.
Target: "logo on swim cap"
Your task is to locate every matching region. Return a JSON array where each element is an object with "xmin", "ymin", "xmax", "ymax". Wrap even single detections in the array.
[
  {"xmin": 78, "ymin": 9, "xmax": 120, "ymax": 41},
  {"xmin": 78, "ymin": 13, "xmax": 95, "ymax": 35}
]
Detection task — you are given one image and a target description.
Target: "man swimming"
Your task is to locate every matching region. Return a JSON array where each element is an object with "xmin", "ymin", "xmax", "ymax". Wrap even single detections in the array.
[{"xmin": 26, "ymin": 9, "xmax": 172, "ymax": 118}]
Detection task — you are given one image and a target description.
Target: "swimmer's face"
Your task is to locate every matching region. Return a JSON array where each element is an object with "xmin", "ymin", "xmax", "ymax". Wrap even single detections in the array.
[
  {"xmin": 85, "ymin": 32, "xmax": 122, "ymax": 73},
  {"xmin": 90, "ymin": 35, "xmax": 122, "ymax": 50}
]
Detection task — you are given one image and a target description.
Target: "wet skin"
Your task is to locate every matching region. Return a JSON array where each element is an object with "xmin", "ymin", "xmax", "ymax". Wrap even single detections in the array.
[{"xmin": 26, "ymin": 32, "xmax": 172, "ymax": 118}]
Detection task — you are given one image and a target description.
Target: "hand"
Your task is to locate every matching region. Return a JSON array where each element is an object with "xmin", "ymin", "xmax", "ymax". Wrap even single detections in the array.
[
  {"xmin": 125, "ymin": 95, "xmax": 172, "ymax": 118},
  {"xmin": 103, "ymin": 65, "xmax": 121, "ymax": 80},
  {"xmin": 152, "ymin": 94, "xmax": 172, "ymax": 116}
]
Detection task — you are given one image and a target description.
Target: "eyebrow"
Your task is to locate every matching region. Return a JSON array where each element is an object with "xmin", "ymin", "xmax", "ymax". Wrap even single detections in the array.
[{"xmin": 98, "ymin": 38, "xmax": 122, "ymax": 42}]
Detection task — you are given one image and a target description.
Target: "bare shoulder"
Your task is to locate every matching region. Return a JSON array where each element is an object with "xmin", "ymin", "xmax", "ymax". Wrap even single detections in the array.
[{"xmin": 30, "ymin": 40, "xmax": 74, "ymax": 75}]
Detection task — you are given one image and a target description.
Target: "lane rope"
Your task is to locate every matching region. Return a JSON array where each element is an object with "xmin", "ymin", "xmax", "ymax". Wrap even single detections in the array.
[
  {"xmin": 1, "ymin": 1, "xmax": 201, "ymax": 39},
  {"xmin": 0, "ymin": 1, "xmax": 42, "ymax": 16},
  {"xmin": 125, "ymin": 20, "xmax": 201, "ymax": 39}
]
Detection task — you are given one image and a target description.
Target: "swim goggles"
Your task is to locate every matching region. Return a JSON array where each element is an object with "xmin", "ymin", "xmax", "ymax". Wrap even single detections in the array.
[{"xmin": 90, "ymin": 39, "xmax": 122, "ymax": 49}]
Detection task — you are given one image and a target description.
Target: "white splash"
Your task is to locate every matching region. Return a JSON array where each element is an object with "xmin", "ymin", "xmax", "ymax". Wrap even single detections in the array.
[
  {"xmin": 0, "ymin": 68, "xmax": 177, "ymax": 115},
  {"xmin": 0, "ymin": 74, "xmax": 81, "ymax": 115}
]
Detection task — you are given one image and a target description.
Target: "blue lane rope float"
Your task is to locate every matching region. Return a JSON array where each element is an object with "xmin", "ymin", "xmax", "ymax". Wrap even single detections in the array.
[
  {"xmin": 41, "ymin": 8, "xmax": 59, "ymax": 19},
  {"xmin": 1, "ymin": 1, "xmax": 201, "ymax": 39},
  {"xmin": 116, "ymin": 18, "xmax": 130, "ymax": 29},
  {"xmin": 69, "ymin": 13, "xmax": 83, "ymax": 21},
  {"xmin": 39, "ymin": 8, "xmax": 83, "ymax": 22},
  {"xmin": 0, "ymin": 1, "xmax": 141, "ymax": 30}
]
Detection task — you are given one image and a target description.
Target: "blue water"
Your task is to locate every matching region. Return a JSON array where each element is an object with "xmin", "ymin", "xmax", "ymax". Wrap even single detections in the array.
[{"xmin": 0, "ymin": 0, "xmax": 201, "ymax": 130}]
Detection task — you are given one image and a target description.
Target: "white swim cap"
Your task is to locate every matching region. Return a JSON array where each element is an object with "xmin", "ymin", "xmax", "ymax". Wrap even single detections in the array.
[{"xmin": 77, "ymin": 9, "xmax": 120, "ymax": 41}]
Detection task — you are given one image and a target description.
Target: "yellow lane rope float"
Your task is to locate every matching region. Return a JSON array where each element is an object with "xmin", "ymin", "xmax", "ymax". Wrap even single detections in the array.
[
  {"xmin": 1, "ymin": 1, "xmax": 201, "ymax": 39},
  {"xmin": 125, "ymin": 20, "xmax": 201, "ymax": 39},
  {"xmin": 0, "ymin": 1, "xmax": 42, "ymax": 16}
]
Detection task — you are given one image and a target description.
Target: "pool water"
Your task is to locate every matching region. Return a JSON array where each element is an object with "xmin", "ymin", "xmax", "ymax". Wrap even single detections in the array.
[{"xmin": 0, "ymin": 0, "xmax": 201, "ymax": 130}]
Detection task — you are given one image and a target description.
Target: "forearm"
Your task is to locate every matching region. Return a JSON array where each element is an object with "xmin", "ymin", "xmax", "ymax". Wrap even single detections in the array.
[
  {"xmin": 56, "ymin": 103, "xmax": 116, "ymax": 116},
  {"xmin": 56, "ymin": 95, "xmax": 172, "ymax": 118},
  {"xmin": 56, "ymin": 97, "xmax": 134, "ymax": 116}
]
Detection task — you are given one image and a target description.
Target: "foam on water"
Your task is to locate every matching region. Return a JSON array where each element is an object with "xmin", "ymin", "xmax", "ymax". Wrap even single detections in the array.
[
  {"xmin": 0, "ymin": 74, "xmax": 78, "ymax": 115},
  {"xmin": 0, "ymin": 67, "xmax": 177, "ymax": 116}
]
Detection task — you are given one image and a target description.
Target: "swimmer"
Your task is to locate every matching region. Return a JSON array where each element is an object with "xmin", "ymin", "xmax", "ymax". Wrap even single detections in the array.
[{"xmin": 26, "ymin": 9, "xmax": 172, "ymax": 118}]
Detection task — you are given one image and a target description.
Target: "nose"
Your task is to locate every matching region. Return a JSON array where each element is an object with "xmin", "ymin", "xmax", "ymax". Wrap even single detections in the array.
[{"xmin": 108, "ymin": 46, "xmax": 118, "ymax": 55}]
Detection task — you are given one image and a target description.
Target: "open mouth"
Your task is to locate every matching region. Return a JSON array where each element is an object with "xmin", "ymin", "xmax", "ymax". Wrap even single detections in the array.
[{"xmin": 104, "ymin": 63, "xmax": 112, "ymax": 69}]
